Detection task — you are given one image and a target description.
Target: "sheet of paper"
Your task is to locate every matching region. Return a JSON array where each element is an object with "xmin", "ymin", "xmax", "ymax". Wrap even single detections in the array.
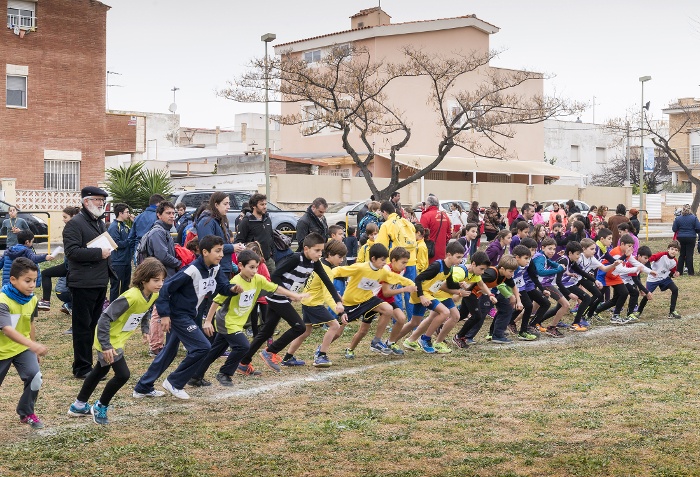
[
  {"xmin": 87, "ymin": 232, "xmax": 118, "ymax": 251},
  {"xmin": 52, "ymin": 246, "xmax": 64, "ymax": 256}
]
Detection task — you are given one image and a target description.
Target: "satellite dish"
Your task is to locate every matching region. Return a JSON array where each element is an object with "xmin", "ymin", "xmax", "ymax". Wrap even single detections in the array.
[{"xmin": 169, "ymin": 102, "xmax": 178, "ymax": 113}]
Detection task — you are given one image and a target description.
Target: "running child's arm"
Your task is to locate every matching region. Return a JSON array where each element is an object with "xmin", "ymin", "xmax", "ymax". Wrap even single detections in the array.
[
  {"xmin": 570, "ymin": 262, "xmax": 596, "ymax": 283},
  {"xmin": 312, "ymin": 260, "xmax": 343, "ymax": 313},
  {"xmin": 96, "ymin": 296, "xmax": 132, "ymax": 363},
  {"xmin": 383, "ymin": 282, "xmax": 417, "ymax": 297},
  {"xmin": 526, "ymin": 260, "xmax": 546, "ymax": 292},
  {"xmin": 413, "ymin": 261, "xmax": 442, "ymax": 299},
  {"xmin": 533, "ymin": 255, "xmax": 562, "ymax": 276},
  {"xmin": 202, "ymin": 301, "xmax": 221, "ymax": 337},
  {"xmin": 0, "ymin": 305, "xmax": 47, "ymax": 357},
  {"xmin": 628, "ymin": 255, "xmax": 652, "ymax": 275},
  {"xmin": 511, "ymin": 282, "xmax": 523, "ymax": 310},
  {"xmin": 271, "ymin": 284, "xmax": 308, "ymax": 302},
  {"xmin": 632, "ymin": 275, "xmax": 650, "ymax": 296},
  {"xmin": 141, "ymin": 308, "xmax": 152, "ymax": 345}
]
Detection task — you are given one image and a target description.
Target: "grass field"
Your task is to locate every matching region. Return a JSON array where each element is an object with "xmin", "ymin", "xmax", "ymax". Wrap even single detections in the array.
[{"xmin": 1, "ymin": 240, "xmax": 699, "ymax": 476}]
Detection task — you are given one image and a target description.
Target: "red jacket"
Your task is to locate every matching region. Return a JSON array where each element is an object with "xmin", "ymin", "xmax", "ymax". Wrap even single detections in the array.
[
  {"xmin": 420, "ymin": 205, "xmax": 451, "ymax": 263},
  {"xmin": 507, "ymin": 207, "xmax": 520, "ymax": 226}
]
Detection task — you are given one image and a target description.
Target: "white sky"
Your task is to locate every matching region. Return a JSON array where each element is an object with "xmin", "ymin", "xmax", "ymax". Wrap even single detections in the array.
[{"xmin": 106, "ymin": 0, "xmax": 700, "ymax": 129}]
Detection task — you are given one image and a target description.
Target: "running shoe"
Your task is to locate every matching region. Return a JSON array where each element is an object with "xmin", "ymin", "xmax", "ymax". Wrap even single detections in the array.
[
  {"xmin": 610, "ymin": 314, "xmax": 627, "ymax": 325},
  {"xmin": 313, "ymin": 354, "xmax": 332, "ymax": 367},
  {"xmin": 488, "ymin": 307, "xmax": 497, "ymax": 318},
  {"xmin": 590, "ymin": 313, "xmax": 604, "ymax": 324},
  {"xmin": 37, "ymin": 300, "xmax": 51, "ymax": 311},
  {"xmin": 386, "ymin": 342, "xmax": 405, "ymax": 356},
  {"xmin": 259, "ymin": 349, "xmax": 282, "ymax": 372},
  {"xmin": 132, "ymin": 389, "xmax": 165, "ymax": 398},
  {"xmin": 419, "ymin": 336, "xmax": 436, "ymax": 354},
  {"xmin": 579, "ymin": 319, "xmax": 591, "ymax": 328},
  {"xmin": 491, "ymin": 336, "xmax": 513, "ymax": 344},
  {"xmin": 370, "ymin": 338, "xmax": 392, "ymax": 355},
  {"xmin": 570, "ymin": 305, "xmax": 579, "ymax": 313},
  {"xmin": 518, "ymin": 331, "xmax": 537, "ymax": 341},
  {"xmin": 187, "ymin": 377, "xmax": 212, "ymax": 387},
  {"xmin": 91, "ymin": 401, "xmax": 109, "ymax": 425},
  {"xmin": 64, "ymin": 327, "xmax": 73, "ymax": 335},
  {"xmin": 570, "ymin": 323, "xmax": 588, "ymax": 332},
  {"xmin": 669, "ymin": 311, "xmax": 682, "ymax": 319},
  {"xmin": 556, "ymin": 321, "xmax": 571, "ymax": 329},
  {"xmin": 281, "ymin": 356, "xmax": 306, "ymax": 366},
  {"xmin": 236, "ymin": 363, "xmax": 262, "ymax": 377},
  {"xmin": 67, "ymin": 402, "xmax": 91, "ymax": 417},
  {"xmin": 507, "ymin": 323, "xmax": 518, "ymax": 335},
  {"xmin": 20, "ymin": 414, "xmax": 44, "ymax": 429},
  {"xmin": 527, "ymin": 326, "xmax": 541, "ymax": 337},
  {"xmin": 485, "ymin": 334, "xmax": 492, "ymax": 341},
  {"xmin": 216, "ymin": 373, "xmax": 234, "ymax": 387},
  {"xmin": 464, "ymin": 337, "xmax": 476, "ymax": 345},
  {"xmin": 402, "ymin": 340, "xmax": 422, "ymax": 352},
  {"xmin": 60, "ymin": 303, "xmax": 72, "ymax": 315},
  {"xmin": 162, "ymin": 379, "xmax": 190, "ymax": 400},
  {"xmin": 433, "ymin": 341, "xmax": 452, "ymax": 354},
  {"xmin": 625, "ymin": 312, "xmax": 639, "ymax": 323},
  {"xmin": 545, "ymin": 326, "xmax": 564, "ymax": 338},
  {"xmin": 220, "ymin": 350, "xmax": 231, "ymax": 358},
  {"xmin": 451, "ymin": 335, "xmax": 469, "ymax": 349},
  {"xmin": 344, "ymin": 348, "xmax": 355, "ymax": 359},
  {"xmin": 535, "ymin": 324, "xmax": 547, "ymax": 334}
]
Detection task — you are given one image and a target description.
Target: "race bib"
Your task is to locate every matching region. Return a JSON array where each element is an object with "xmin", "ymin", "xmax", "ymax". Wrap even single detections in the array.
[
  {"xmin": 199, "ymin": 277, "xmax": 216, "ymax": 298},
  {"xmin": 121, "ymin": 312, "xmax": 147, "ymax": 332},
  {"xmin": 9, "ymin": 314, "xmax": 20, "ymax": 329},
  {"xmin": 289, "ymin": 281, "xmax": 305, "ymax": 293},
  {"xmin": 239, "ymin": 290, "xmax": 256, "ymax": 309},
  {"xmin": 514, "ymin": 275, "xmax": 525, "ymax": 288},
  {"xmin": 429, "ymin": 280, "xmax": 445, "ymax": 293},
  {"xmin": 358, "ymin": 277, "xmax": 380, "ymax": 292}
]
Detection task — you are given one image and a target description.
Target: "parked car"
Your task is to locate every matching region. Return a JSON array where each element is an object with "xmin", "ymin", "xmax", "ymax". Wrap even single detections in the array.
[
  {"xmin": 324, "ymin": 201, "xmax": 362, "ymax": 230},
  {"xmin": 0, "ymin": 199, "xmax": 49, "ymax": 248},
  {"xmin": 169, "ymin": 190, "xmax": 299, "ymax": 237},
  {"xmin": 540, "ymin": 200, "xmax": 591, "ymax": 224}
]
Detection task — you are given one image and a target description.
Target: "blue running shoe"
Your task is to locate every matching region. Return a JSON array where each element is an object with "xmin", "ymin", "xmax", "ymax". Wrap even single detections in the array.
[
  {"xmin": 281, "ymin": 356, "xmax": 306, "ymax": 367},
  {"xmin": 419, "ymin": 336, "xmax": 435, "ymax": 354},
  {"xmin": 370, "ymin": 338, "xmax": 392, "ymax": 355},
  {"xmin": 67, "ymin": 402, "xmax": 91, "ymax": 417},
  {"xmin": 91, "ymin": 400, "xmax": 109, "ymax": 425},
  {"xmin": 579, "ymin": 319, "xmax": 591, "ymax": 328},
  {"xmin": 313, "ymin": 354, "xmax": 332, "ymax": 367}
]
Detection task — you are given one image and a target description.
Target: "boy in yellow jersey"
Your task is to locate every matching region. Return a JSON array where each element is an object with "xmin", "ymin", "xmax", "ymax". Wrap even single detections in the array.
[
  {"xmin": 356, "ymin": 223, "xmax": 379, "ymax": 264},
  {"xmin": 68, "ymin": 258, "xmax": 166, "ymax": 424},
  {"xmin": 0, "ymin": 258, "xmax": 46, "ymax": 429},
  {"xmin": 375, "ymin": 201, "xmax": 417, "ymax": 321},
  {"xmin": 414, "ymin": 224, "xmax": 429, "ymax": 273},
  {"xmin": 401, "ymin": 241, "xmax": 466, "ymax": 354},
  {"xmin": 192, "ymin": 250, "xmax": 307, "ymax": 386},
  {"xmin": 284, "ymin": 240, "xmax": 348, "ymax": 368},
  {"xmin": 333, "ymin": 243, "xmax": 415, "ymax": 358}
]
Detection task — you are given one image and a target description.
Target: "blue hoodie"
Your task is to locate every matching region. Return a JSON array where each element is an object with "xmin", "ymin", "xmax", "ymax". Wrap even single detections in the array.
[
  {"xmin": 2, "ymin": 244, "xmax": 48, "ymax": 286},
  {"xmin": 127, "ymin": 205, "xmax": 158, "ymax": 252}
]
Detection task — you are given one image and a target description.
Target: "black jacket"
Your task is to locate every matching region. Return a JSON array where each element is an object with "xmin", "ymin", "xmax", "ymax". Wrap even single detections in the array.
[
  {"xmin": 64, "ymin": 208, "xmax": 113, "ymax": 288},
  {"xmin": 234, "ymin": 212, "xmax": 274, "ymax": 260},
  {"xmin": 295, "ymin": 205, "xmax": 328, "ymax": 251}
]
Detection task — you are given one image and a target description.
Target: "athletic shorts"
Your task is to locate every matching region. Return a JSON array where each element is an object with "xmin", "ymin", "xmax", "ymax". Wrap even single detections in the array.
[
  {"xmin": 345, "ymin": 296, "xmax": 384, "ymax": 324},
  {"xmin": 302, "ymin": 305, "xmax": 337, "ymax": 327},
  {"xmin": 411, "ymin": 297, "xmax": 455, "ymax": 318},
  {"xmin": 646, "ymin": 277, "xmax": 674, "ymax": 293},
  {"xmin": 545, "ymin": 285, "xmax": 563, "ymax": 302}
]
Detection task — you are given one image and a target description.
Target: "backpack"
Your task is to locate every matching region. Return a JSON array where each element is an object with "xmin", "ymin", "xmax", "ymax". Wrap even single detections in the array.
[
  {"xmin": 425, "ymin": 238, "xmax": 436, "ymax": 259},
  {"xmin": 387, "ymin": 216, "xmax": 416, "ymax": 253},
  {"xmin": 272, "ymin": 229, "xmax": 292, "ymax": 251},
  {"xmin": 136, "ymin": 224, "xmax": 167, "ymax": 265},
  {"xmin": 183, "ymin": 224, "xmax": 198, "ymax": 247},
  {"xmin": 174, "ymin": 244, "xmax": 196, "ymax": 268}
]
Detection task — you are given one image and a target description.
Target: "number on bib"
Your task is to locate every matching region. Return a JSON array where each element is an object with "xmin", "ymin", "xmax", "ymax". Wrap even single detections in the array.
[
  {"xmin": 9, "ymin": 314, "xmax": 20, "ymax": 329},
  {"xmin": 289, "ymin": 281, "xmax": 305, "ymax": 293},
  {"xmin": 358, "ymin": 278, "xmax": 380, "ymax": 292},
  {"xmin": 514, "ymin": 276, "xmax": 525, "ymax": 288},
  {"xmin": 122, "ymin": 312, "xmax": 147, "ymax": 332},
  {"xmin": 199, "ymin": 277, "xmax": 216, "ymax": 298},
  {"xmin": 429, "ymin": 280, "xmax": 445, "ymax": 293},
  {"xmin": 239, "ymin": 290, "xmax": 256, "ymax": 309}
]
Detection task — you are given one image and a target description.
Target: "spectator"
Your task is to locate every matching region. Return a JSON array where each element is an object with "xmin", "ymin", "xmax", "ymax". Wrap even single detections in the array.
[
  {"xmin": 390, "ymin": 191, "xmax": 405, "ymax": 219},
  {"xmin": 450, "ymin": 203, "xmax": 468, "ymax": 235},
  {"xmin": 506, "ymin": 200, "xmax": 519, "ymax": 226},
  {"xmin": 2, "ymin": 230, "xmax": 53, "ymax": 286},
  {"xmin": 63, "ymin": 186, "xmax": 112, "ymax": 379},
  {"xmin": 140, "ymin": 201, "xmax": 181, "ymax": 277},
  {"xmin": 356, "ymin": 195, "xmax": 375, "ymax": 226},
  {"xmin": 234, "ymin": 193, "xmax": 274, "ymax": 271},
  {"xmin": 511, "ymin": 203, "xmax": 534, "ymax": 230},
  {"xmin": 107, "ymin": 203, "xmax": 132, "ymax": 302},
  {"xmin": 532, "ymin": 204, "xmax": 545, "ymax": 226},
  {"xmin": 483, "ymin": 202, "xmax": 504, "ymax": 241},
  {"xmin": 295, "ymin": 197, "xmax": 329, "ymax": 251},
  {"xmin": 196, "ymin": 192, "xmax": 243, "ymax": 278},
  {"xmin": 419, "ymin": 195, "xmax": 451, "ymax": 263},
  {"xmin": 234, "ymin": 204, "xmax": 251, "ymax": 233},
  {"xmin": 467, "ymin": 201, "xmax": 481, "ymax": 225},
  {"xmin": 1, "ymin": 205, "xmax": 30, "ymax": 248},
  {"xmin": 629, "ymin": 208, "xmax": 641, "ymax": 236},
  {"xmin": 358, "ymin": 201, "xmax": 382, "ymax": 237},
  {"xmin": 548, "ymin": 202, "xmax": 568, "ymax": 230},
  {"xmin": 175, "ymin": 202, "xmax": 193, "ymax": 245},
  {"xmin": 672, "ymin": 204, "xmax": 700, "ymax": 276},
  {"xmin": 607, "ymin": 204, "xmax": 630, "ymax": 247},
  {"xmin": 127, "ymin": 194, "xmax": 164, "ymax": 260},
  {"xmin": 566, "ymin": 199, "xmax": 581, "ymax": 216}
]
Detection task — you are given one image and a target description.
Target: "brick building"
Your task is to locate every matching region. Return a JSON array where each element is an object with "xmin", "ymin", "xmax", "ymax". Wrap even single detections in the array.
[{"xmin": 0, "ymin": 0, "xmax": 141, "ymax": 198}]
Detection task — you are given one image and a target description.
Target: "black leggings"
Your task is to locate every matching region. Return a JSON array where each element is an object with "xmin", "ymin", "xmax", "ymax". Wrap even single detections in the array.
[
  {"xmin": 457, "ymin": 294, "xmax": 483, "ymax": 338},
  {"xmin": 677, "ymin": 236, "xmax": 696, "ymax": 275},
  {"xmin": 638, "ymin": 281, "xmax": 678, "ymax": 314},
  {"xmin": 249, "ymin": 303, "xmax": 269, "ymax": 338},
  {"xmin": 580, "ymin": 280, "xmax": 603, "ymax": 318},
  {"xmin": 77, "ymin": 357, "xmax": 130, "ymax": 406},
  {"xmin": 597, "ymin": 283, "xmax": 629, "ymax": 315},
  {"xmin": 522, "ymin": 289, "xmax": 550, "ymax": 330},
  {"xmin": 625, "ymin": 283, "xmax": 640, "ymax": 315},
  {"xmin": 240, "ymin": 300, "xmax": 305, "ymax": 365},
  {"xmin": 41, "ymin": 262, "xmax": 68, "ymax": 301},
  {"xmin": 567, "ymin": 285, "xmax": 592, "ymax": 324}
]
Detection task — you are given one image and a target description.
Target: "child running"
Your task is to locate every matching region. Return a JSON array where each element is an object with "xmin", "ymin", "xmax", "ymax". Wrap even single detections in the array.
[
  {"xmin": 357, "ymin": 223, "xmax": 379, "ymax": 264},
  {"xmin": 0, "ymin": 258, "xmax": 47, "ymax": 429},
  {"xmin": 68, "ymin": 258, "xmax": 166, "ymax": 424},
  {"xmin": 509, "ymin": 241, "xmax": 550, "ymax": 341},
  {"xmin": 530, "ymin": 238, "xmax": 567, "ymax": 338},
  {"xmin": 595, "ymin": 235, "xmax": 645, "ymax": 324},
  {"xmin": 450, "ymin": 251, "xmax": 496, "ymax": 348},
  {"xmin": 554, "ymin": 242, "xmax": 598, "ymax": 331},
  {"xmin": 635, "ymin": 240, "xmax": 681, "ymax": 320}
]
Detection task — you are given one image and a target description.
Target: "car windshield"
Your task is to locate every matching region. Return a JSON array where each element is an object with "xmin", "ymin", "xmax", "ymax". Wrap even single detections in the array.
[
  {"xmin": 326, "ymin": 202, "xmax": 355, "ymax": 213},
  {"xmin": 266, "ymin": 202, "xmax": 281, "ymax": 212}
]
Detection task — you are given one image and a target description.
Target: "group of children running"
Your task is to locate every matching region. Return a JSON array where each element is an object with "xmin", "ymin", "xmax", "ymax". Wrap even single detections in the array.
[{"xmin": 0, "ymin": 202, "xmax": 684, "ymax": 428}]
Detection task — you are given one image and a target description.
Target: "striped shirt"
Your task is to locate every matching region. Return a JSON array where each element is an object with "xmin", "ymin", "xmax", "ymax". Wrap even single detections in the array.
[{"xmin": 268, "ymin": 252, "xmax": 341, "ymax": 305}]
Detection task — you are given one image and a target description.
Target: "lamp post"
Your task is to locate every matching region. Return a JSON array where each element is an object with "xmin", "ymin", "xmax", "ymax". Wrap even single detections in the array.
[
  {"xmin": 261, "ymin": 33, "xmax": 276, "ymax": 199},
  {"xmin": 639, "ymin": 76, "xmax": 651, "ymax": 219}
]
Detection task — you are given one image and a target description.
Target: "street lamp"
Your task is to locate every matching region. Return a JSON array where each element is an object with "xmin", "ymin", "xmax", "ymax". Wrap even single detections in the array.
[
  {"xmin": 639, "ymin": 75, "xmax": 651, "ymax": 221},
  {"xmin": 262, "ymin": 33, "xmax": 276, "ymax": 199}
]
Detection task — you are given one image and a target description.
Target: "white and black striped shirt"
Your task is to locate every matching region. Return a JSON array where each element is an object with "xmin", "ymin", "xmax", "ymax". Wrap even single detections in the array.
[{"xmin": 268, "ymin": 253, "xmax": 341, "ymax": 304}]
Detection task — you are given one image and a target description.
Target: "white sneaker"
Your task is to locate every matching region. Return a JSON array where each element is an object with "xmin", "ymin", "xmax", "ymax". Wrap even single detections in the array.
[
  {"xmin": 162, "ymin": 379, "xmax": 190, "ymax": 400},
  {"xmin": 132, "ymin": 389, "xmax": 166, "ymax": 399}
]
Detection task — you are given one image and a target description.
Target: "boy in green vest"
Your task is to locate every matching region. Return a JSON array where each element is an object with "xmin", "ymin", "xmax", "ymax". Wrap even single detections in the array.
[{"xmin": 0, "ymin": 257, "xmax": 47, "ymax": 429}]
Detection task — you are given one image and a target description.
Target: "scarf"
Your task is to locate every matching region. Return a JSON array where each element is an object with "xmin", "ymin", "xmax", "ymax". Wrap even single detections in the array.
[{"xmin": 1, "ymin": 283, "xmax": 34, "ymax": 305}]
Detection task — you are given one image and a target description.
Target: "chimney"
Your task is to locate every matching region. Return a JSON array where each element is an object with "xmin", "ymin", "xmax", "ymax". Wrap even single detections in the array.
[{"xmin": 350, "ymin": 7, "xmax": 391, "ymax": 30}]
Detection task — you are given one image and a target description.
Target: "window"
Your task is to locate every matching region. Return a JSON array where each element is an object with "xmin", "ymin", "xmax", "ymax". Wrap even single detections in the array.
[
  {"xmin": 570, "ymin": 145, "xmax": 580, "ymax": 162},
  {"xmin": 488, "ymin": 173, "xmax": 512, "ymax": 183},
  {"xmin": 181, "ymin": 192, "xmax": 212, "ymax": 209},
  {"xmin": 44, "ymin": 160, "xmax": 80, "ymax": 191},
  {"xmin": 596, "ymin": 147, "xmax": 606, "ymax": 164},
  {"xmin": 426, "ymin": 171, "xmax": 445, "ymax": 180},
  {"xmin": 7, "ymin": 1, "xmax": 35, "ymax": 29},
  {"xmin": 691, "ymin": 145, "xmax": 700, "ymax": 165},
  {"xmin": 303, "ymin": 49, "xmax": 321, "ymax": 63},
  {"xmin": 6, "ymin": 75, "xmax": 26, "ymax": 108},
  {"xmin": 301, "ymin": 104, "xmax": 321, "ymax": 135}
]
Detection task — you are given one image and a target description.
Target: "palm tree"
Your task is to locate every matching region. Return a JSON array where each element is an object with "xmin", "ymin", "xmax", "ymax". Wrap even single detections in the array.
[{"xmin": 104, "ymin": 162, "xmax": 173, "ymax": 211}]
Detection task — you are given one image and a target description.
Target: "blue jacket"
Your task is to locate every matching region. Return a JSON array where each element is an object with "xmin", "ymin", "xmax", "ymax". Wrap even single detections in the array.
[
  {"xmin": 108, "ymin": 220, "xmax": 132, "ymax": 265},
  {"xmin": 196, "ymin": 211, "xmax": 235, "ymax": 274},
  {"xmin": 2, "ymin": 244, "xmax": 48, "ymax": 286},
  {"xmin": 672, "ymin": 213, "xmax": 700, "ymax": 239},
  {"xmin": 128, "ymin": 205, "xmax": 157, "ymax": 251},
  {"xmin": 154, "ymin": 255, "xmax": 234, "ymax": 322}
]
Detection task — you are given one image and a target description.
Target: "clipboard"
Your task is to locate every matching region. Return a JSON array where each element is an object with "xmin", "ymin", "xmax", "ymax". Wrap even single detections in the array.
[{"xmin": 87, "ymin": 232, "xmax": 118, "ymax": 251}]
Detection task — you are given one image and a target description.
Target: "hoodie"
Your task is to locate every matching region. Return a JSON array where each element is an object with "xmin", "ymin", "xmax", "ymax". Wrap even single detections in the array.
[{"xmin": 2, "ymin": 244, "xmax": 48, "ymax": 286}]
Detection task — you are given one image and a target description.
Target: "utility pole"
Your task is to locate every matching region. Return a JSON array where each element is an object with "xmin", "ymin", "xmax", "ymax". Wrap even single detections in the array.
[{"xmin": 625, "ymin": 121, "xmax": 631, "ymax": 186}]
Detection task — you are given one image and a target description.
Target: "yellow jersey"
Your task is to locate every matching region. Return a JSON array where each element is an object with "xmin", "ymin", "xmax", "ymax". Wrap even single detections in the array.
[{"xmin": 333, "ymin": 262, "xmax": 414, "ymax": 306}]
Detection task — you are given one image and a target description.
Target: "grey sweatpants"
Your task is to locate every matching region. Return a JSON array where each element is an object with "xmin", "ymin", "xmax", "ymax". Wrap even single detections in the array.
[{"xmin": 0, "ymin": 350, "xmax": 41, "ymax": 418}]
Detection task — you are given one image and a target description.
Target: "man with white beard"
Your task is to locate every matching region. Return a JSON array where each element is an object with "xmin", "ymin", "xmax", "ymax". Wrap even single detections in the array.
[{"xmin": 63, "ymin": 186, "xmax": 114, "ymax": 379}]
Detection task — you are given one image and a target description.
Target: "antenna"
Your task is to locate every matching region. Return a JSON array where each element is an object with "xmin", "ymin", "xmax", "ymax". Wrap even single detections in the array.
[{"xmin": 170, "ymin": 86, "xmax": 179, "ymax": 114}]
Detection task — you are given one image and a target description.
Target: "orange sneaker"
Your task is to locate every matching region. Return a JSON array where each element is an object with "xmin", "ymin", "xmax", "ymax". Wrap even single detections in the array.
[
  {"xmin": 535, "ymin": 324, "xmax": 547, "ymax": 333},
  {"xmin": 571, "ymin": 323, "xmax": 588, "ymax": 332}
]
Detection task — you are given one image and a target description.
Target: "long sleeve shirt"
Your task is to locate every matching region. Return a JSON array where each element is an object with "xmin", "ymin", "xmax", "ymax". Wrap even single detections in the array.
[{"xmin": 334, "ymin": 262, "xmax": 414, "ymax": 306}]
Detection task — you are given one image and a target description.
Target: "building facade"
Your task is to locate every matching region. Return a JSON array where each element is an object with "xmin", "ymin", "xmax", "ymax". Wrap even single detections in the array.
[{"xmin": 662, "ymin": 98, "xmax": 700, "ymax": 192}]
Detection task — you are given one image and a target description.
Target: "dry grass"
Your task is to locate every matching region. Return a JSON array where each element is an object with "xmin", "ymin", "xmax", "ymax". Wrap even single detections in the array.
[{"xmin": 1, "ymin": 240, "xmax": 700, "ymax": 476}]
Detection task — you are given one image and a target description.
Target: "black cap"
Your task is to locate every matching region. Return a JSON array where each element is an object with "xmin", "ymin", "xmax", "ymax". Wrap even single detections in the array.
[{"xmin": 81, "ymin": 186, "xmax": 108, "ymax": 198}]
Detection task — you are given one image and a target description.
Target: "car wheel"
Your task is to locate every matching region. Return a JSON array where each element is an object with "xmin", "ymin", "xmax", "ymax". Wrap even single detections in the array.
[{"xmin": 276, "ymin": 223, "xmax": 296, "ymax": 241}]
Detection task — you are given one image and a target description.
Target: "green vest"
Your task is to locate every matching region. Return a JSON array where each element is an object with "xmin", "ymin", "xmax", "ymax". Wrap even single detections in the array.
[
  {"xmin": 94, "ymin": 287, "xmax": 158, "ymax": 352},
  {"xmin": 0, "ymin": 293, "xmax": 38, "ymax": 360}
]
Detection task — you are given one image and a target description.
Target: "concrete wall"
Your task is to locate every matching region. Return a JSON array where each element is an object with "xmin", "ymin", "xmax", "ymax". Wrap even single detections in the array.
[{"xmin": 171, "ymin": 172, "xmax": 264, "ymax": 192}]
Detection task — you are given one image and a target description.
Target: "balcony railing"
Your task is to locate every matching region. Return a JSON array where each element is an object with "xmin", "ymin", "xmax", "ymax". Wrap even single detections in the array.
[{"xmin": 7, "ymin": 13, "xmax": 36, "ymax": 30}]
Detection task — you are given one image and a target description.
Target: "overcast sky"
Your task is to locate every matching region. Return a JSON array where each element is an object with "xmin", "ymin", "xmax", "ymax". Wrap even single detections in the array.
[{"xmin": 105, "ymin": 0, "xmax": 700, "ymax": 129}]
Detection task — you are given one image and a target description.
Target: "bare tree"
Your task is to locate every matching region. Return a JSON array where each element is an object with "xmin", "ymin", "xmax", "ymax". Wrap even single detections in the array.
[
  {"xmin": 591, "ymin": 150, "xmax": 670, "ymax": 193},
  {"xmin": 221, "ymin": 45, "xmax": 582, "ymax": 199}
]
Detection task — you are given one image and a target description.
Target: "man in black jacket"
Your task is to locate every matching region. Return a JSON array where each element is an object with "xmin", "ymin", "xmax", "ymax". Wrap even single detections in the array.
[
  {"xmin": 63, "ymin": 186, "xmax": 113, "ymax": 379},
  {"xmin": 235, "ymin": 193, "xmax": 274, "ymax": 269},
  {"xmin": 295, "ymin": 197, "xmax": 328, "ymax": 251}
]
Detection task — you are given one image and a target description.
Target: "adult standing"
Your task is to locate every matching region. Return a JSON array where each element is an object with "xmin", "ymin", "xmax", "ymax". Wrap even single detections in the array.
[
  {"xmin": 295, "ymin": 197, "xmax": 329, "ymax": 251},
  {"xmin": 127, "ymin": 194, "xmax": 164, "ymax": 261},
  {"xmin": 672, "ymin": 204, "xmax": 700, "ymax": 276},
  {"xmin": 511, "ymin": 203, "xmax": 534, "ymax": 231},
  {"xmin": 196, "ymin": 192, "xmax": 244, "ymax": 278},
  {"xmin": 449, "ymin": 203, "xmax": 468, "ymax": 235},
  {"xmin": 549, "ymin": 202, "xmax": 568, "ymax": 230},
  {"xmin": 234, "ymin": 193, "xmax": 275, "ymax": 271},
  {"xmin": 467, "ymin": 201, "xmax": 481, "ymax": 225},
  {"xmin": 141, "ymin": 201, "xmax": 181, "ymax": 277},
  {"xmin": 390, "ymin": 191, "xmax": 405, "ymax": 218},
  {"xmin": 483, "ymin": 202, "xmax": 503, "ymax": 241},
  {"xmin": 506, "ymin": 200, "xmax": 519, "ymax": 226},
  {"xmin": 566, "ymin": 199, "xmax": 581, "ymax": 216},
  {"xmin": 63, "ymin": 186, "xmax": 112, "ymax": 379},
  {"xmin": 607, "ymin": 204, "xmax": 630, "ymax": 247},
  {"xmin": 1, "ymin": 205, "xmax": 30, "ymax": 248},
  {"xmin": 356, "ymin": 195, "xmax": 374, "ymax": 226},
  {"xmin": 419, "ymin": 195, "xmax": 451, "ymax": 263},
  {"xmin": 107, "ymin": 203, "xmax": 132, "ymax": 302}
]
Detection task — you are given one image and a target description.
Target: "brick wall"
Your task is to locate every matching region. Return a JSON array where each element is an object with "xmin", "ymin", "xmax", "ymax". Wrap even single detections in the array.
[{"xmin": 0, "ymin": 0, "xmax": 114, "ymax": 190}]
